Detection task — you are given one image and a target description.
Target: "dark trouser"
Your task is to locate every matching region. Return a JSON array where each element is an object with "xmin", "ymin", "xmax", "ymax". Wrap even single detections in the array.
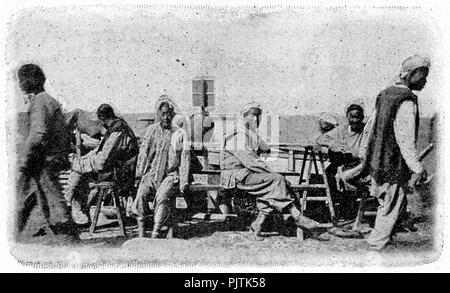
[
  {"xmin": 240, "ymin": 172, "xmax": 294, "ymax": 215},
  {"xmin": 15, "ymin": 166, "xmax": 76, "ymax": 239},
  {"xmin": 325, "ymin": 164, "xmax": 339, "ymax": 198},
  {"xmin": 325, "ymin": 163, "xmax": 366, "ymax": 219}
]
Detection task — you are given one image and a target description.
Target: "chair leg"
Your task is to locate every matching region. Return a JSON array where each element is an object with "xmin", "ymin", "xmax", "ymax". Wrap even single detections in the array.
[
  {"xmin": 352, "ymin": 190, "xmax": 368, "ymax": 231},
  {"xmin": 318, "ymin": 151, "xmax": 336, "ymax": 226},
  {"xmin": 90, "ymin": 188, "xmax": 104, "ymax": 235},
  {"xmin": 301, "ymin": 152, "xmax": 313, "ymax": 214},
  {"xmin": 166, "ymin": 226, "xmax": 174, "ymax": 239},
  {"xmin": 113, "ymin": 193, "xmax": 126, "ymax": 237}
]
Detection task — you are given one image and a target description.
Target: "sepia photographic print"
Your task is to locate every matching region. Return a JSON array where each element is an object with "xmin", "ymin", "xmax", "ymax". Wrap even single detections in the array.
[{"xmin": 0, "ymin": 0, "xmax": 448, "ymax": 272}]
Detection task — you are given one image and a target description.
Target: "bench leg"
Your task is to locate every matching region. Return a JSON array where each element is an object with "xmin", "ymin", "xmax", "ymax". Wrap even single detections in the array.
[
  {"xmin": 166, "ymin": 226, "xmax": 174, "ymax": 239},
  {"xmin": 352, "ymin": 189, "xmax": 368, "ymax": 231},
  {"xmin": 301, "ymin": 153, "xmax": 313, "ymax": 214},
  {"xmin": 137, "ymin": 218, "xmax": 145, "ymax": 238},
  {"xmin": 89, "ymin": 188, "xmax": 104, "ymax": 235},
  {"xmin": 166, "ymin": 200, "xmax": 176, "ymax": 239}
]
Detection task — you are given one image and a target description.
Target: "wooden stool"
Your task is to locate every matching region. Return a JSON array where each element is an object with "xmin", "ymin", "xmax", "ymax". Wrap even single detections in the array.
[
  {"xmin": 88, "ymin": 181, "xmax": 126, "ymax": 236},
  {"xmin": 291, "ymin": 146, "xmax": 337, "ymax": 225}
]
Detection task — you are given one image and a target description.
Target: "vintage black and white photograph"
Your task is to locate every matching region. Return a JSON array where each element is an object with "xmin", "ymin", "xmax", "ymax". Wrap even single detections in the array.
[{"xmin": 0, "ymin": 0, "xmax": 448, "ymax": 270}]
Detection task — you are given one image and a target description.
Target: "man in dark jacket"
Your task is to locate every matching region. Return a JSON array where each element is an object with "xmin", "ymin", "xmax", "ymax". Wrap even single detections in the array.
[
  {"xmin": 15, "ymin": 64, "xmax": 79, "ymax": 243},
  {"xmin": 67, "ymin": 104, "xmax": 139, "ymax": 223},
  {"xmin": 362, "ymin": 55, "xmax": 430, "ymax": 250}
]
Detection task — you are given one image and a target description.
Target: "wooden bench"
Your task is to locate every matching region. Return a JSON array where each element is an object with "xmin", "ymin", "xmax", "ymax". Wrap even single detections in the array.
[{"xmin": 189, "ymin": 145, "xmax": 336, "ymax": 225}]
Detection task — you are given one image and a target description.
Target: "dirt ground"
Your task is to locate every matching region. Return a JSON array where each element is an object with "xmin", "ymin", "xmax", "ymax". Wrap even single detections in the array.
[{"xmin": 10, "ymin": 184, "xmax": 441, "ymax": 269}]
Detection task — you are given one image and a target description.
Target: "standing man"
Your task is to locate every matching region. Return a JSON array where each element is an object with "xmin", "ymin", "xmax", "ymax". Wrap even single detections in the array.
[
  {"xmin": 15, "ymin": 64, "xmax": 79, "ymax": 244},
  {"xmin": 363, "ymin": 55, "xmax": 430, "ymax": 250},
  {"xmin": 220, "ymin": 103, "xmax": 324, "ymax": 241},
  {"xmin": 67, "ymin": 104, "xmax": 139, "ymax": 223},
  {"xmin": 131, "ymin": 96, "xmax": 190, "ymax": 238}
]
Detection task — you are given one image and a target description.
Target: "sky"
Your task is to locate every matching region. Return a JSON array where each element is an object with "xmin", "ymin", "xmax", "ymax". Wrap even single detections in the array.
[{"xmin": 5, "ymin": 5, "xmax": 442, "ymax": 117}]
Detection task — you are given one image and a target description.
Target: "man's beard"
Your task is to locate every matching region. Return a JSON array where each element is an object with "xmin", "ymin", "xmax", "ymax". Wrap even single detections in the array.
[
  {"xmin": 350, "ymin": 123, "xmax": 364, "ymax": 132},
  {"xmin": 161, "ymin": 121, "xmax": 171, "ymax": 129}
]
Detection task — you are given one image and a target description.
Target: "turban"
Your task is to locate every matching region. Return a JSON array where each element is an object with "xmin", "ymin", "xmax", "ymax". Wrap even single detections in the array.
[
  {"xmin": 154, "ymin": 95, "xmax": 181, "ymax": 114},
  {"xmin": 319, "ymin": 112, "xmax": 339, "ymax": 132},
  {"xmin": 399, "ymin": 55, "xmax": 431, "ymax": 79},
  {"xmin": 241, "ymin": 101, "xmax": 262, "ymax": 117}
]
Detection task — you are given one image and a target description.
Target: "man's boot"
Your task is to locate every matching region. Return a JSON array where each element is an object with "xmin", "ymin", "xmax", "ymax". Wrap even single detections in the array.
[
  {"xmin": 71, "ymin": 200, "xmax": 90, "ymax": 225},
  {"xmin": 293, "ymin": 214, "xmax": 321, "ymax": 230},
  {"xmin": 250, "ymin": 212, "xmax": 267, "ymax": 241},
  {"xmin": 290, "ymin": 206, "xmax": 330, "ymax": 241},
  {"xmin": 32, "ymin": 224, "xmax": 54, "ymax": 237},
  {"xmin": 50, "ymin": 221, "xmax": 81, "ymax": 245},
  {"xmin": 151, "ymin": 224, "xmax": 162, "ymax": 239},
  {"xmin": 289, "ymin": 206, "xmax": 319, "ymax": 230}
]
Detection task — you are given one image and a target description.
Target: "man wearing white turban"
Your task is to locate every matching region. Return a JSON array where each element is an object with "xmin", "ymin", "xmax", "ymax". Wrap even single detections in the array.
[
  {"xmin": 220, "ymin": 103, "xmax": 325, "ymax": 241},
  {"xmin": 361, "ymin": 55, "xmax": 430, "ymax": 250},
  {"xmin": 318, "ymin": 112, "xmax": 340, "ymax": 134},
  {"xmin": 131, "ymin": 96, "xmax": 190, "ymax": 238}
]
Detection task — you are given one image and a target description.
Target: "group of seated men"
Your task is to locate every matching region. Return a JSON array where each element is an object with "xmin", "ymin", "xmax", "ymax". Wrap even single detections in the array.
[
  {"xmin": 16, "ymin": 55, "xmax": 430, "ymax": 250},
  {"xmin": 64, "ymin": 96, "xmax": 328, "ymax": 240},
  {"xmin": 65, "ymin": 94, "xmax": 421, "ymax": 245},
  {"xmin": 316, "ymin": 101, "xmax": 370, "ymax": 219}
]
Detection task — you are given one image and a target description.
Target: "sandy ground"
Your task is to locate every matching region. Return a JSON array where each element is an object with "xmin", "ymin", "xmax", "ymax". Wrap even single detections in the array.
[{"xmin": 9, "ymin": 185, "xmax": 440, "ymax": 269}]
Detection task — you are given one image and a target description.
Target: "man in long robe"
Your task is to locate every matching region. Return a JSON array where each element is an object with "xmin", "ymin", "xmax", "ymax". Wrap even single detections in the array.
[
  {"xmin": 131, "ymin": 96, "xmax": 190, "ymax": 238},
  {"xmin": 220, "ymin": 103, "xmax": 323, "ymax": 240},
  {"xmin": 15, "ymin": 64, "xmax": 79, "ymax": 244}
]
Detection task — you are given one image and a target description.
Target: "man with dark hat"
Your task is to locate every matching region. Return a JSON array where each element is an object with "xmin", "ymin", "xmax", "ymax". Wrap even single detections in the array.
[
  {"xmin": 15, "ymin": 63, "xmax": 79, "ymax": 243},
  {"xmin": 66, "ymin": 103, "xmax": 139, "ymax": 224}
]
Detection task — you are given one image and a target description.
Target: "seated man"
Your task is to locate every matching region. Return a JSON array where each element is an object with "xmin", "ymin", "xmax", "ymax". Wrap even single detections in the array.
[
  {"xmin": 318, "ymin": 112, "xmax": 340, "ymax": 134},
  {"xmin": 66, "ymin": 104, "xmax": 139, "ymax": 224},
  {"xmin": 220, "ymin": 103, "xmax": 322, "ymax": 241},
  {"xmin": 131, "ymin": 96, "xmax": 190, "ymax": 238},
  {"xmin": 316, "ymin": 101, "xmax": 367, "ymax": 218}
]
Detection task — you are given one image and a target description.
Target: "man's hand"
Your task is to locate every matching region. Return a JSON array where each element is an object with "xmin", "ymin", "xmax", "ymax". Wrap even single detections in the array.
[
  {"xmin": 413, "ymin": 169, "xmax": 428, "ymax": 186},
  {"xmin": 338, "ymin": 144, "xmax": 354, "ymax": 154},
  {"xmin": 180, "ymin": 184, "xmax": 189, "ymax": 195},
  {"xmin": 68, "ymin": 153, "xmax": 75, "ymax": 165}
]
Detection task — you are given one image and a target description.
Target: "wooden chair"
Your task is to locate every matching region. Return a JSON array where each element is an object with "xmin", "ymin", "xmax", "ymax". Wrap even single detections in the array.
[{"xmin": 88, "ymin": 181, "xmax": 127, "ymax": 237}]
